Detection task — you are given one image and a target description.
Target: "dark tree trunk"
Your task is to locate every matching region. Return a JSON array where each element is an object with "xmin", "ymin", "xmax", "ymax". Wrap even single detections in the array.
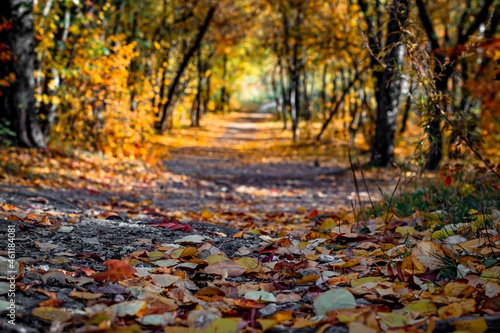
[
  {"xmin": 191, "ymin": 50, "xmax": 202, "ymax": 127},
  {"xmin": 270, "ymin": 66, "xmax": 283, "ymax": 121},
  {"xmin": 278, "ymin": 56, "xmax": 288, "ymax": 130},
  {"xmin": 319, "ymin": 60, "xmax": 328, "ymax": 120},
  {"xmin": 217, "ymin": 53, "xmax": 228, "ymax": 113},
  {"xmin": 370, "ymin": 0, "xmax": 409, "ymax": 167},
  {"xmin": 158, "ymin": 6, "xmax": 216, "ymax": 133},
  {"xmin": 204, "ymin": 69, "xmax": 211, "ymax": 114},
  {"xmin": 301, "ymin": 47, "xmax": 310, "ymax": 121},
  {"xmin": 0, "ymin": 0, "xmax": 46, "ymax": 148}
]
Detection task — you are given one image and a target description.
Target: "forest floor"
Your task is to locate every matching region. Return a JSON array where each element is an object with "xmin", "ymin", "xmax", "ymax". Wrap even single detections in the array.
[{"xmin": 0, "ymin": 108, "xmax": 499, "ymax": 333}]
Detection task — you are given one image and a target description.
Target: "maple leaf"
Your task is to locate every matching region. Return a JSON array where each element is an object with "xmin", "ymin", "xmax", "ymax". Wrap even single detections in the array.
[{"xmin": 91, "ymin": 259, "xmax": 137, "ymax": 283}]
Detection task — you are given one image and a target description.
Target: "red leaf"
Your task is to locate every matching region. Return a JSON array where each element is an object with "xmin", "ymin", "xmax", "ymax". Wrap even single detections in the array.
[
  {"xmin": 166, "ymin": 218, "xmax": 193, "ymax": 232},
  {"xmin": 444, "ymin": 175, "xmax": 452, "ymax": 186},
  {"xmin": 307, "ymin": 209, "xmax": 319, "ymax": 219},
  {"xmin": 149, "ymin": 218, "xmax": 193, "ymax": 232}
]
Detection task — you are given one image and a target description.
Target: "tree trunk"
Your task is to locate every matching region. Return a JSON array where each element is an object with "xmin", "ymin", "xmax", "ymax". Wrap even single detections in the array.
[
  {"xmin": 0, "ymin": 0, "xmax": 46, "ymax": 148},
  {"xmin": 278, "ymin": 56, "xmax": 288, "ymax": 130},
  {"xmin": 271, "ymin": 66, "xmax": 283, "ymax": 121},
  {"xmin": 370, "ymin": 0, "xmax": 408, "ymax": 167},
  {"xmin": 191, "ymin": 50, "xmax": 202, "ymax": 127},
  {"xmin": 217, "ymin": 53, "xmax": 228, "ymax": 113},
  {"xmin": 319, "ymin": 60, "xmax": 328, "ymax": 120},
  {"xmin": 158, "ymin": 6, "xmax": 216, "ymax": 133}
]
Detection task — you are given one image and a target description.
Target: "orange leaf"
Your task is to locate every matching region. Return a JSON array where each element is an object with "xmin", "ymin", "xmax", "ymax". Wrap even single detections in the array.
[
  {"xmin": 234, "ymin": 298, "xmax": 266, "ymax": 309},
  {"xmin": 91, "ymin": 259, "xmax": 137, "ymax": 283},
  {"xmin": 307, "ymin": 209, "xmax": 319, "ymax": 219},
  {"xmin": 7, "ymin": 214, "xmax": 22, "ymax": 222},
  {"xmin": 233, "ymin": 230, "xmax": 244, "ymax": 238},
  {"xmin": 25, "ymin": 213, "xmax": 39, "ymax": 221}
]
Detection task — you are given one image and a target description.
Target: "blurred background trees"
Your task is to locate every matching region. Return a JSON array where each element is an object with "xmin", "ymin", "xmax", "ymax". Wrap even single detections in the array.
[{"xmin": 0, "ymin": 0, "xmax": 498, "ymax": 168}]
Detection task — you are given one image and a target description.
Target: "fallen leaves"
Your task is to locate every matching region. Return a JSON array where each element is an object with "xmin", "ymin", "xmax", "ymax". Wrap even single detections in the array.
[{"xmin": 2, "ymin": 145, "xmax": 500, "ymax": 333}]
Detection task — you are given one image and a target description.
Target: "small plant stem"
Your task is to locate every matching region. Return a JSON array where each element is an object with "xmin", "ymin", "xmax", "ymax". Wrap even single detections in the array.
[
  {"xmin": 348, "ymin": 150, "xmax": 364, "ymax": 219},
  {"xmin": 385, "ymin": 177, "xmax": 402, "ymax": 223},
  {"xmin": 357, "ymin": 156, "xmax": 376, "ymax": 217}
]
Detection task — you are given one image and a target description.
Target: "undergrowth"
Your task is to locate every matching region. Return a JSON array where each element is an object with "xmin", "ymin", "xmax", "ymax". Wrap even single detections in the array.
[{"xmin": 383, "ymin": 168, "xmax": 499, "ymax": 226}]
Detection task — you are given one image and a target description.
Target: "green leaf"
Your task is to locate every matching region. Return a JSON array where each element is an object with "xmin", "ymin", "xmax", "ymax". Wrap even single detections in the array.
[{"xmin": 314, "ymin": 288, "xmax": 356, "ymax": 316}]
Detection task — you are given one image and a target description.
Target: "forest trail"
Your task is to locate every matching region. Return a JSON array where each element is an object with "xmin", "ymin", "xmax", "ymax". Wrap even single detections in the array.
[
  {"xmin": 0, "ymin": 107, "xmax": 392, "ymax": 227},
  {"xmin": 162, "ymin": 108, "xmax": 374, "ymax": 217}
]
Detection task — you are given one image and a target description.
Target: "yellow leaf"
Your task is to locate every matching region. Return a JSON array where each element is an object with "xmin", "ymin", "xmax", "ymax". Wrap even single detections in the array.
[
  {"xmin": 318, "ymin": 218, "xmax": 336, "ymax": 231},
  {"xmin": 403, "ymin": 300, "xmax": 437, "ymax": 317},
  {"xmin": 348, "ymin": 322, "xmax": 378, "ymax": 333},
  {"xmin": 378, "ymin": 312, "xmax": 411, "ymax": 328},
  {"xmin": 481, "ymin": 266, "xmax": 500, "ymax": 281},
  {"xmin": 236, "ymin": 257, "xmax": 261, "ymax": 272},
  {"xmin": 256, "ymin": 319, "xmax": 277, "ymax": 331},
  {"xmin": 351, "ymin": 276, "xmax": 386, "ymax": 287},
  {"xmin": 438, "ymin": 302, "xmax": 462, "ymax": 319},
  {"xmin": 451, "ymin": 317, "xmax": 488, "ymax": 333},
  {"xmin": 201, "ymin": 209, "xmax": 212, "ymax": 220},
  {"xmin": 69, "ymin": 290, "xmax": 103, "ymax": 300},
  {"xmin": 395, "ymin": 226, "xmax": 414, "ymax": 236},
  {"xmin": 164, "ymin": 327, "xmax": 200, "ymax": 333},
  {"xmin": 275, "ymin": 310, "xmax": 293, "ymax": 323},
  {"xmin": 32, "ymin": 307, "xmax": 72, "ymax": 322},
  {"xmin": 203, "ymin": 318, "xmax": 242, "ymax": 333},
  {"xmin": 444, "ymin": 282, "xmax": 476, "ymax": 297}
]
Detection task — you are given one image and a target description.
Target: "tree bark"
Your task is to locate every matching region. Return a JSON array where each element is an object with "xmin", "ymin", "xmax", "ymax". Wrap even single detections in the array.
[
  {"xmin": 191, "ymin": 49, "xmax": 202, "ymax": 127},
  {"xmin": 319, "ymin": 60, "xmax": 328, "ymax": 120},
  {"xmin": 270, "ymin": 66, "xmax": 283, "ymax": 122},
  {"xmin": 370, "ymin": 0, "xmax": 409, "ymax": 167},
  {"xmin": 217, "ymin": 52, "xmax": 228, "ymax": 113},
  {"xmin": 0, "ymin": 0, "xmax": 46, "ymax": 148}
]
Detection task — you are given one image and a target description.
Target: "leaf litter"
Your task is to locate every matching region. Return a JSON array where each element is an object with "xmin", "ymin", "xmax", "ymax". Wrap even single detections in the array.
[{"xmin": 0, "ymin": 115, "xmax": 500, "ymax": 332}]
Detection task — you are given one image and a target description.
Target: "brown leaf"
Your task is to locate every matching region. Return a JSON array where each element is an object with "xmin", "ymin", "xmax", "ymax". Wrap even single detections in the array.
[
  {"xmin": 27, "ymin": 196, "xmax": 50, "ymax": 204},
  {"xmin": 91, "ymin": 259, "xmax": 137, "ymax": 282},
  {"xmin": 204, "ymin": 260, "xmax": 246, "ymax": 277},
  {"xmin": 234, "ymin": 298, "xmax": 266, "ymax": 309}
]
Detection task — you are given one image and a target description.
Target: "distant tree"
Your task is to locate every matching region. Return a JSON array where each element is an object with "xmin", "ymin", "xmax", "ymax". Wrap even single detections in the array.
[
  {"xmin": 0, "ymin": 0, "xmax": 46, "ymax": 148},
  {"xmin": 158, "ymin": 5, "xmax": 217, "ymax": 133},
  {"xmin": 358, "ymin": 0, "xmax": 409, "ymax": 167},
  {"xmin": 416, "ymin": 0, "xmax": 495, "ymax": 170}
]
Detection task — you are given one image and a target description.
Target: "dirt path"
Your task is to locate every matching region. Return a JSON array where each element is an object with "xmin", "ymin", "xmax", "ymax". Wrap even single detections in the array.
[
  {"xmin": 161, "ymin": 110, "xmax": 363, "ymax": 216},
  {"xmin": 0, "ymin": 108, "xmax": 391, "ymax": 224}
]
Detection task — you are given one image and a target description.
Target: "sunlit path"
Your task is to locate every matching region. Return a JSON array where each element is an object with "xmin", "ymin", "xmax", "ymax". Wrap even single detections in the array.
[{"xmin": 161, "ymin": 109, "xmax": 382, "ymax": 216}]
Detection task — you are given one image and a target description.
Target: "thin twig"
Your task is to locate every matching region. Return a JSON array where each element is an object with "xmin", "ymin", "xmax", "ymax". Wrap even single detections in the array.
[
  {"xmin": 385, "ymin": 177, "xmax": 402, "ymax": 223},
  {"xmin": 348, "ymin": 150, "xmax": 364, "ymax": 219},
  {"xmin": 350, "ymin": 200, "xmax": 358, "ymax": 225},
  {"xmin": 356, "ymin": 156, "xmax": 376, "ymax": 217}
]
